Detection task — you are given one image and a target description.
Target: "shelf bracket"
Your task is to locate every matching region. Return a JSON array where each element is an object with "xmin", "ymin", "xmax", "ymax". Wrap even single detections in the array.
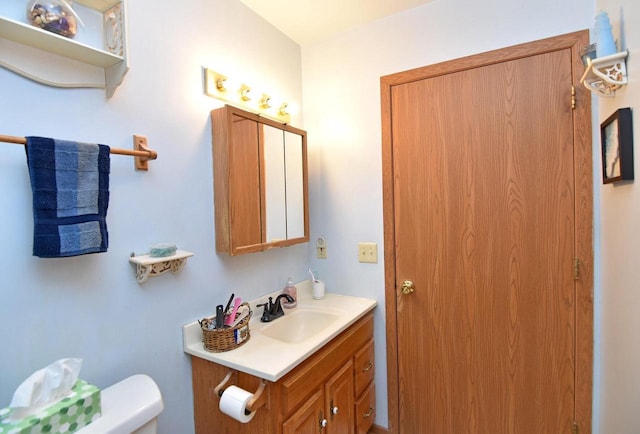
[
  {"xmin": 129, "ymin": 250, "xmax": 193, "ymax": 283},
  {"xmin": 580, "ymin": 50, "xmax": 629, "ymax": 97}
]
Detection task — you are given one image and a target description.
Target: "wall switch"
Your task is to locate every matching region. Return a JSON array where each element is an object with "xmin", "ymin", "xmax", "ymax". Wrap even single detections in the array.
[
  {"xmin": 358, "ymin": 242, "xmax": 378, "ymax": 263},
  {"xmin": 317, "ymin": 237, "xmax": 327, "ymax": 259}
]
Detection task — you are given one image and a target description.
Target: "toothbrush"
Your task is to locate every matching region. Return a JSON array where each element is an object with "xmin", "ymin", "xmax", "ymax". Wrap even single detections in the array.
[
  {"xmin": 308, "ymin": 268, "xmax": 318, "ymax": 282},
  {"xmin": 224, "ymin": 298, "xmax": 242, "ymax": 326}
]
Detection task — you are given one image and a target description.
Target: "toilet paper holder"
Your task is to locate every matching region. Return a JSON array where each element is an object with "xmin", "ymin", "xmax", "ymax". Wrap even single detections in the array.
[{"xmin": 213, "ymin": 369, "xmax": 267, "ymax": 413}]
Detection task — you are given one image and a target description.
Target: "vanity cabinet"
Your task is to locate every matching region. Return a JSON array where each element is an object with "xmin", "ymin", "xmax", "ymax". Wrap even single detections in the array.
[
  {"xmin": 211, "ymin": 105, "xmax": 309, "ymax": 255},
  {"xmin": 190, "ymin": 312, "xmax": 375, "ymax": 434}
]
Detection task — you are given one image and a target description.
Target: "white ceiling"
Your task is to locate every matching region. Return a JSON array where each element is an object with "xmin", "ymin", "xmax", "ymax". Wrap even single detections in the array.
[{"xmin": 240, "ymin": 0, "xmax": 435, "ymax": 45}]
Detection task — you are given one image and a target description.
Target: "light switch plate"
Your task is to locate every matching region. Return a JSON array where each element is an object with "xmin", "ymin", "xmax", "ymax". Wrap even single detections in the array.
[
  {"xmin": 358, "ymin": 242, "xmax": 377, "ymax": 263},
  {"xmin": 317, "ymin": 237, "xmax": 327, "ymax": 259}
]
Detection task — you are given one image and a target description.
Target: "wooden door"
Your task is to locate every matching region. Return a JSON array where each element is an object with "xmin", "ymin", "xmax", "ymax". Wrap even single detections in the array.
[
  {"xmin": 283, "ymin": 389, "xmax": 325, "ymax": 434},
  {"xmin": 381, "ymin": 31, "xmax": 593, "ymax": 434},
  {"xmin": 325, "ymin": 359, "xmax": 355, "ymax": 434}
]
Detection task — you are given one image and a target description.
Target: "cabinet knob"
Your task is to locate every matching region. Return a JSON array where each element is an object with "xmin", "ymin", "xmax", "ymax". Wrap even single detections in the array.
[
  {"xmin": 319, "ymin": 411, "xmax": 328, "ymax": 429},
  {"xmin": 362, "ymin": 361, "xmax": 373, "ymax": 372},
  {"xmin": 330, "ymin": 399, "xmax": 338, "ymax": 419}
]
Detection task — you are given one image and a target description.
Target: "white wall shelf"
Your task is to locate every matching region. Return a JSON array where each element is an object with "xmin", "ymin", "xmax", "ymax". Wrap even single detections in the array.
[
  {"xmin": 580, "ymin": 50, "xmax": 629, "ymax": 97},
  {"xmin": 0, "ymin": 0, "xmax": 128, "ymax": 97},
  {"xmin": 129, "ymin": 250, "xmax": 194, "ymax": 283}
]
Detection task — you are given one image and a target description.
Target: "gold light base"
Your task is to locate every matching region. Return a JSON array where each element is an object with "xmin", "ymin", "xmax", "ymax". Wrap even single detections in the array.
[{"xmin": 203, "ymin": 68, "xmax": 291, "ymax": 124}]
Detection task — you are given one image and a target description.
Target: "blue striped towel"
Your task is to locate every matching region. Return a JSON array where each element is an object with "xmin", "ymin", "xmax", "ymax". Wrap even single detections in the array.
[{"xmin": 25, "ymin": 136, "xmax": 110, "ymax": 258}]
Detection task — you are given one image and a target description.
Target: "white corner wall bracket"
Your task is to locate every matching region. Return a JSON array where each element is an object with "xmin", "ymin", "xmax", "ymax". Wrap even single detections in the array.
[{"xmin": 580, "ymin": 50, "xmax": 629, "ymax": 97}]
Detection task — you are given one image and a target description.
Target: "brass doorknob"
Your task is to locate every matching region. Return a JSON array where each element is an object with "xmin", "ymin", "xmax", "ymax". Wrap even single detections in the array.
[{"xmin": 401, "ymin": 280, "xmax": 415, "ymax": 295}]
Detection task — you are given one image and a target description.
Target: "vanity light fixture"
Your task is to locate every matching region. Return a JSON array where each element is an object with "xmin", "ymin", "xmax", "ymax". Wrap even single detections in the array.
[{"xmin": 203, "ymin": 68, "xmax": 293, "ymax": 123}]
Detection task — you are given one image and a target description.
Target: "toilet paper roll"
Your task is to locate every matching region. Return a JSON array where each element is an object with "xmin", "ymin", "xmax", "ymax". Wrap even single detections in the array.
[{"xmin": 219, "ymin": 386, "xmax": 256, "ymax": 423}]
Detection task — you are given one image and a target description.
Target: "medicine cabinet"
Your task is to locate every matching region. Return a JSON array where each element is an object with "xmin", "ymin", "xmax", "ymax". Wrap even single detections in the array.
[{"xmin": 211, "ymin": 105, "xmax": 309, "ymax": 255}]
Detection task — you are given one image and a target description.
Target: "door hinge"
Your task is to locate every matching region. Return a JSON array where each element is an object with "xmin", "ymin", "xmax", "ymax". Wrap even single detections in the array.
[
  {"xmin": 571, "ymin": 85, "xmax": 576, "ymax": 109},
  {"xmin": 573, "ymin": 421, "xmax": 579, "ymax": 434},
  {"xmin": 574, "ymin": 257, "xmax": 580, "ymax": 280}
]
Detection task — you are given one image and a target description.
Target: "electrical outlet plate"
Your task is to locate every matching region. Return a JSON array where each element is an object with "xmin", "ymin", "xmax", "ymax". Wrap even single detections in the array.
[
  {"xmin": 317, "ymin": 246, "xmax": 327, "ymax": 259},
  {"xmin": 358, "ymin": 242, "xmax": 377, "ymax": 263}
]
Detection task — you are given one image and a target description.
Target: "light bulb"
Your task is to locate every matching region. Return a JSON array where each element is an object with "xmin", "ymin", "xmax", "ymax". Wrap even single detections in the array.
[
  {"xmin": 259, "ymin": 93, "xmax": 272, "ymax": 109},
  {"xmin": 239, "ymin": 84, "xmax": 251, "ymax": 101}
]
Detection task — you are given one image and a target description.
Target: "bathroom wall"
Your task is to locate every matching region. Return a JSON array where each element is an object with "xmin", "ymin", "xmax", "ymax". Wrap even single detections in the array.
[
  {"xmin": 593, "ymin": 2, "xmax": 640, "ymax": 434},
  {"xmin": 301, "ymin": 0, "xmax": 596, "ymax": 429},
  {"xmin": 0, "ymin": 1, "xmax": 305, "ymax": 433}
]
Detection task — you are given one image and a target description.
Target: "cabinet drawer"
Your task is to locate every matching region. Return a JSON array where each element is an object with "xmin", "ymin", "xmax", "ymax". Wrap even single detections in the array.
[
  {"xmin": 354, "ymin": 339, "xmax": 375, "ymax": 396},
  {"xmin": 355, "ymin": 383, "xmax": 376, "ymax": 434}
]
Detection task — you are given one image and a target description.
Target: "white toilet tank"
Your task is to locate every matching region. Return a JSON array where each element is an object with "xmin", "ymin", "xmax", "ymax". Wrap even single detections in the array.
[{"xmin": 76, "ymin": 374, "xmax": 164, "ymax": 434}]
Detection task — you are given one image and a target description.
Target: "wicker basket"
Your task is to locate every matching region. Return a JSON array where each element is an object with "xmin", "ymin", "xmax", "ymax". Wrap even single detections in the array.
[{"xmin": 200, "ymin": 303, "xmax": 252, "ymax": 352}]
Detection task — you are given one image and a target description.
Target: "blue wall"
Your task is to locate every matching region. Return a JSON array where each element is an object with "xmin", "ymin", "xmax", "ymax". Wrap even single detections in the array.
[{"xmin": 0, "ymin": 1, "xmax": 305, "ymax": 432}]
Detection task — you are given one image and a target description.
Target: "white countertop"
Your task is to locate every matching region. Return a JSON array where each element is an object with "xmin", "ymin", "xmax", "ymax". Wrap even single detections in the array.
[{"xmin": 182, "ymin": 280, "xmax": 377, "ymax": 382}]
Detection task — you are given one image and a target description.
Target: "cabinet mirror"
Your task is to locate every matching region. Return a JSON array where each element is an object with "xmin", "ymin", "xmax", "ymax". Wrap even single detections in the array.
[{"xmin": 212, "ymin": 105, "xmax": 309, "ymax": 255}]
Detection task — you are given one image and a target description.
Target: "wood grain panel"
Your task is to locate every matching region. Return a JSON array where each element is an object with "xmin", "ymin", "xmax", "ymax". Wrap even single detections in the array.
[
  {"xmin": 381, "ymin": 30, "xmax": 592, "ymax": 434},
  {"xmin": 229, "ymin": 115, "xmax": 262, "ymax": 249},
  {"xmin": 282, "ymin": 388, "xmax": 324, "ymax": 434},
  {"xmin": 326, "ymin": 359, "xmax": 355, "ymax": 434}
]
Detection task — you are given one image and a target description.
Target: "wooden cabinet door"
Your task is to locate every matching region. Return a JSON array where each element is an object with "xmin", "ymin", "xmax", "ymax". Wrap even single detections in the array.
[
  {"xmin": 382, "ymin": 31, "xmax": 593, "ymax": 434},
  {"xmin": 283, "ymin": 389, "xmax": 325, "ymax": 434},
  {"xmin": 325, "ymin": 359, "xmax": 354, "ymax": 434}
]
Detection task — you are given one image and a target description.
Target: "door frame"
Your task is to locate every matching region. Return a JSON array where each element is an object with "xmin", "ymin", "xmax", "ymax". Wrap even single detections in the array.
[{"xmin": 380, "ymin": 30, "xmax": 593, "ymax": 434}]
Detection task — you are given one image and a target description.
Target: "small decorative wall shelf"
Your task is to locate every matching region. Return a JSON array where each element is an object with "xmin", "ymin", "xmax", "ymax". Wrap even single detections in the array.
[
  {"xmin": 0, "ymin": 0, "xmax": 128, "ymax": 97},
  {"xmin": 129, "ymin": 250, "xmax": 194, "ymax": 283},
  {"xmin": 580, "ymin": 50, "xmax": 629, "ymax": 97}
]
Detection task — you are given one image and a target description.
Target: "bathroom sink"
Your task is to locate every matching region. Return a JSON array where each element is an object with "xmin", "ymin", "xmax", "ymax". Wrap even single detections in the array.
[{"xmin": 258, "ymin": 309, "xmax": 339, "ymax": 344}]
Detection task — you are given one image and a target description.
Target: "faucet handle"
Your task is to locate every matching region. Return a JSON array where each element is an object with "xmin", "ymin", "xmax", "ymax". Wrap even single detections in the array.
[{"xmin": 257, "ymin": 297, "xmax": 274, "ymax": 322}]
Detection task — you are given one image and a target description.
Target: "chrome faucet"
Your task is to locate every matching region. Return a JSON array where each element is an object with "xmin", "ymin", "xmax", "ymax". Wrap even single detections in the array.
[{"xmin": 257, "ymin": 294, "xmax": 295, "ymax": 322}]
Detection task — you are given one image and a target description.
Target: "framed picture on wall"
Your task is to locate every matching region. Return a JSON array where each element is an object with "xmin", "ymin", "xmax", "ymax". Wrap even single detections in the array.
[{"xmin": 601, "ymin": 107, "xmax": 634, "ymax": 184}]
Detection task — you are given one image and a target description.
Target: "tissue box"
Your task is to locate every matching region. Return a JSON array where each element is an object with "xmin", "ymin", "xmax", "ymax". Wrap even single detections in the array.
[{"xmin": 0, "ymin": 380, "xmax": 101, "ymax": 434}]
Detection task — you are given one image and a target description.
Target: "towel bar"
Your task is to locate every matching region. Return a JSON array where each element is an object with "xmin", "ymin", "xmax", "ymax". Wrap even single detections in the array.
[{"xmin": 0, "ymin": 134, "xmax": 157, "ymax": 171}]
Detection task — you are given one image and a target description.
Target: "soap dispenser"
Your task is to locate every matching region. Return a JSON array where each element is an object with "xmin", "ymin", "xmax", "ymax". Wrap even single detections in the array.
[{"xmin": 282, "ymin": 277, "xmax": 297, "ymax": 308}]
